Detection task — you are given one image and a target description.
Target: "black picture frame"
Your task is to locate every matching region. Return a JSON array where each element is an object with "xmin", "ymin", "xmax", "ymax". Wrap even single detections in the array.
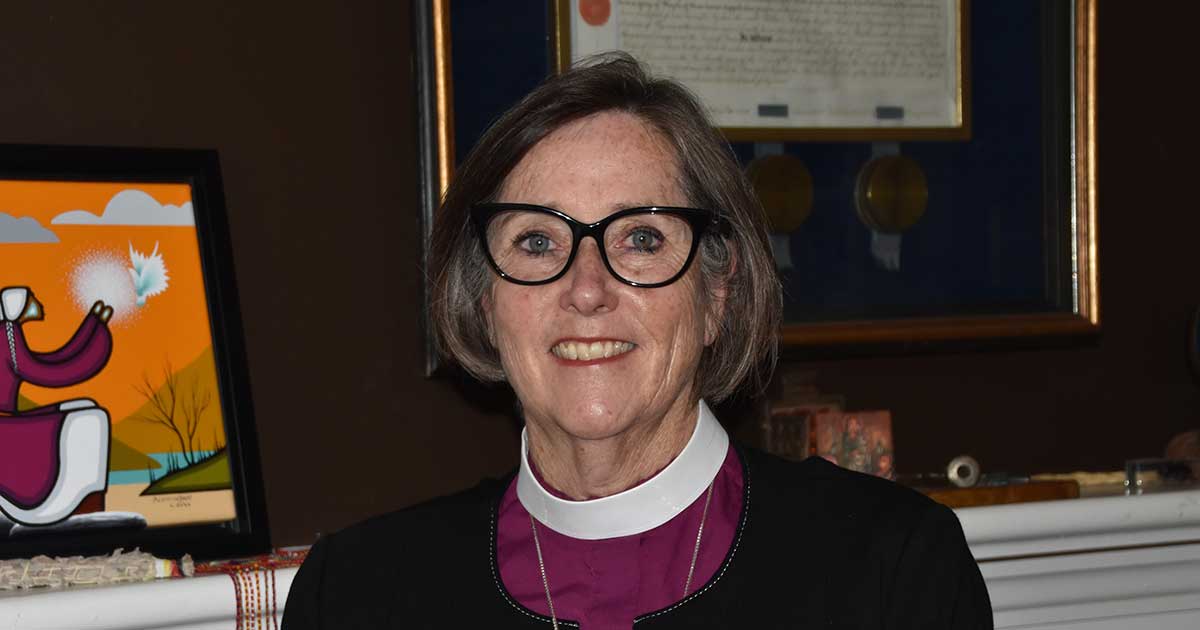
[{"xmin": 0, "ymin": 144, "xmax": 269, "ymax": 561}]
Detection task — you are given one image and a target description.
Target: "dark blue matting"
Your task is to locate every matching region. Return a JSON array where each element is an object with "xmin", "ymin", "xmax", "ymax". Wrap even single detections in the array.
[{"xmin": 449, "ymin": 0, "xmax": 1067, "ymax": 324}]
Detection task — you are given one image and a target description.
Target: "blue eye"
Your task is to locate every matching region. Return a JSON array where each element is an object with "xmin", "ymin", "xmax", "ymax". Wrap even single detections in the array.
[
  {"xmin": 627, "ymin": 228, "xmax": 663, "ymax": 253},
  {"xmin": 516, "ymin": 232, "xmax": 554, "ymax": 255}
]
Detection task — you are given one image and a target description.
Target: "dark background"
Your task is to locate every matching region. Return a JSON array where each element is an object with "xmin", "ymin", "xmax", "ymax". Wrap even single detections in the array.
[{"xmin": 0, "ymin": 1, "xmax": 1196, "ymax": 548}]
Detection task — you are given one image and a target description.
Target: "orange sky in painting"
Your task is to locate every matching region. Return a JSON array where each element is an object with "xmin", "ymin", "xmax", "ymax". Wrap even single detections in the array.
[{"xmin": 0, "ymin": 181, "xmax": 219, "ymax": 428}]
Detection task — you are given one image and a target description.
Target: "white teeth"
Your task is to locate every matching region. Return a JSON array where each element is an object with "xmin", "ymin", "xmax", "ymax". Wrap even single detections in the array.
[{"xmin": 552, "ymin": 340, "xmax": 634, "ymax": 361}]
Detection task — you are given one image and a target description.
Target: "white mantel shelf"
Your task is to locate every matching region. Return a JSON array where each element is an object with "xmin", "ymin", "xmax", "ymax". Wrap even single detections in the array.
[
  {"xmin": 959, "ymin": 487, "xmax": 1200, "ymax": 560},
  {"xmin": 961, "ymin": 488, "xmax": 1200, "ymax": 629},
  {"xmin": 0, "ymin": 567, "xmax": 298, "ymax": 630},
  {"xmin": 1, "ymin": 489, "xmax": 1199, "ymax": 629}
]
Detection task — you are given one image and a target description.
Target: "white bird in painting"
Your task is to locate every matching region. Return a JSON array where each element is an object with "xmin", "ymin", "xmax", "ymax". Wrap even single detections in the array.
[{"xmin": 128, "ymin": 241, "xmax": 169, "ymax": 306}]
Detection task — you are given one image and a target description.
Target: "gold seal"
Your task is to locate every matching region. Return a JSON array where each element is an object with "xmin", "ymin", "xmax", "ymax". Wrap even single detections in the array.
[
  {"xmin": 745, "ymin": 154, "xmax": 813, "ymax": 233},
  {"xmin": 855, "ymin": 155, "xmax": 929, "ymax": 233}
]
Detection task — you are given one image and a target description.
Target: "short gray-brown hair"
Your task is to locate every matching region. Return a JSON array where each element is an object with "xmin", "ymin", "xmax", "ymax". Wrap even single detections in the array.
[{"xmin": 429, "ymin": 53, "xmax": 781, "ymax": 402}]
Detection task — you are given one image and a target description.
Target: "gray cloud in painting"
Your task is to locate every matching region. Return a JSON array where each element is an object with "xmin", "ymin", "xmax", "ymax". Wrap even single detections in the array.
[
  {"xmin": 51, "ymin": 189, "xmax": 194, "ymax": 226},
  {"xmin": 0, "ymin": 212, "xmax": 59, "ymax": 243}
]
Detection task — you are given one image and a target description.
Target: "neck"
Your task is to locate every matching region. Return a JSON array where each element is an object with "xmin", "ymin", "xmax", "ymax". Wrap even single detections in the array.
[{"xmin": 524, "ymin": 396, "xmax": 699, "ymax": 500}]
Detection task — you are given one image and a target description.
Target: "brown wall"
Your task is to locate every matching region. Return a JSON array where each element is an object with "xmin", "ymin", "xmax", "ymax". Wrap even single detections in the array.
[
  {"xmin": 1, "ymin": 2, "xmax": 1196, "ymax": 548},
  {"xmin": 0, "ymin": 1, "xmax": 518, "ymax": 547}
]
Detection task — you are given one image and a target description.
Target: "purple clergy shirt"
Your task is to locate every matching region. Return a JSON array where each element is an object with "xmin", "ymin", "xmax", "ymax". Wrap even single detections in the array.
[{"xmin": 496, "ymin": 445, "xmax": 744, "ymax": 629}]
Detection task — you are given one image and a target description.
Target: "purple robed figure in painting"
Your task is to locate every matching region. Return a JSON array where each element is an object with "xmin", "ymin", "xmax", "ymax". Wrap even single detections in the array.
[{"xmin": 0, "ymin": 286, "xmax": 116, "ymax": 527}]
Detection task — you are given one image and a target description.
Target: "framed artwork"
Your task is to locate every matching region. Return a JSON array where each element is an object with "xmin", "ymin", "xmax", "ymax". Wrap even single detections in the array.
[
  {"xmin": 0, "ymin": 145, "xmax": 269, "ymax": 560},
  {"xmin": 767, "ymin": 0, "xmax": 1097, "ymax": 348},
  {"xmin": 416, "ymin": 0, "xmax": 1097, "ymax": 361},
  {"xmin": 554, "ymin": 0, "xmax": 971, "ymax": 141}
]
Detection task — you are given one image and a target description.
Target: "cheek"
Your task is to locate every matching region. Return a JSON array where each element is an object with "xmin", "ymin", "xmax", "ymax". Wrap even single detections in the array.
[
  {"xmin": 490, "ymin": 287, "xmax": 547, "ymax": 354},
  {"xmin": 646, "ymin": 283, "xmax": 711, "ymax": 352}
]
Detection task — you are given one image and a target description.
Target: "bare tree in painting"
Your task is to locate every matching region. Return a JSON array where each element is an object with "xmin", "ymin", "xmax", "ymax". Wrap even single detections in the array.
[
  {"xmin": 181, "ymin": 376, "xmax": 212, "ymax": 458},
  {"xmin": 132, "ymin": 361, "xmax": 211, "ymax": 466}
]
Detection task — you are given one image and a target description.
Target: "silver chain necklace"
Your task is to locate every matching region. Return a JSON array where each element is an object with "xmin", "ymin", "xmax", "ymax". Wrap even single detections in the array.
[{"xmin": 528, "ymin": 480, "xmax": 716, "ymax": 629}]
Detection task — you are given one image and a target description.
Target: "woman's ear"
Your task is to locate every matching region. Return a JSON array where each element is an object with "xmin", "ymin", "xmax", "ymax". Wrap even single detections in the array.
[
  {"xmin": 704, "ymin": 285, "xmax": 727, "ymax": 347},
  {"xmin": 703, "ymin": 249, "xmax": 736, "ymax": 347}
]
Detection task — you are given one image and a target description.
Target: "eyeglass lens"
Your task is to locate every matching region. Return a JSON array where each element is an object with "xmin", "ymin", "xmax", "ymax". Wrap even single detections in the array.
[{"xmin": 485, "ymin": 209, "xmax": 696, "ymax": 284}]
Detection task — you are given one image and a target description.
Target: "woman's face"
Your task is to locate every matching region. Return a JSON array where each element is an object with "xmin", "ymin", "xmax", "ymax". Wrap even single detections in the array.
[{"xmin": 486, "ymin": 111, "xmax": 722, "ymax": 442}]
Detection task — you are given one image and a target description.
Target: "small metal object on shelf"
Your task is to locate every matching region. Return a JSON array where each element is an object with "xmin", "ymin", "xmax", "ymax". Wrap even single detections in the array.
[
  {"xmin": 1124, "ymin": 458, "xmax": 1200, "ymax": 495},
  {"xmin": 947, "ymin": 455, "xmax": 981, "ymax": 488}
]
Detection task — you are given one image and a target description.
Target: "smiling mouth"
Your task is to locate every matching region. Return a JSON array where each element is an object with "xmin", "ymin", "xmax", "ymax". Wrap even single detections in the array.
[{"xmin": 551, "ymin": 340, "xmax": 636, "ymax": 361}]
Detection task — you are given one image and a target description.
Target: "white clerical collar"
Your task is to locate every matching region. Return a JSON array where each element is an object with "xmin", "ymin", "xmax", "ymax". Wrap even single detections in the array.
[{"xmin": 517, "ymin": 400, "xmax": 729, "ymax": 540}]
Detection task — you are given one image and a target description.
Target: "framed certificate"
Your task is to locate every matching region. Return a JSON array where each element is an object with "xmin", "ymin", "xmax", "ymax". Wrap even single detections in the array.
[
  {"xmin": 416, "ymin": 0, "xmax": 1097, "ymax": 359},
  {"xmin": 553, "ymin": 0, "xmax": 970, "ymax": 141}
]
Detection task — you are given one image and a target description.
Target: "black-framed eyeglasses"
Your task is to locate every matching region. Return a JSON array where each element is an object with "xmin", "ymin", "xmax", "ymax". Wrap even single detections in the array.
[{"xmin": 470, "ymin": 202, "xmax": 727, "ymax": 288}]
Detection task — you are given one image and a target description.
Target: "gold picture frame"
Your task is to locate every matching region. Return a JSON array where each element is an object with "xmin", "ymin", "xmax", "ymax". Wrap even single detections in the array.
[
  {"xmin": 416, "ymin": 0, "xmax": 1098, "ymax": 360},
  {"xmin": 415, "ymin": 0, "xmax": 455, "ymax": 375},
  {"xmin": 778, "ymin": 0, "xmax": 1098, "ymax": 347},
  {"xmin": 552, "ymin": 0, "xmax": 972, "ymax": 142}
]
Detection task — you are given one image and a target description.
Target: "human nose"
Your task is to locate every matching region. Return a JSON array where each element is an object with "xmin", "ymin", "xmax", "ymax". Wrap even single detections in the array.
[{"xmin": 559, "ymin": 238, "xmax": 619, "ymax": 315}]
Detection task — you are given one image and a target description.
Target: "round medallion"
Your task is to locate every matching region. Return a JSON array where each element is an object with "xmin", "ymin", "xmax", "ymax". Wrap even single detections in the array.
[
  {"xmin": 855, "ymin": 155, "xmax": 929, "ymax": 234},
  {"xmin": 745, "ymin": 154, "xmax": 814, "ymax": 233}
]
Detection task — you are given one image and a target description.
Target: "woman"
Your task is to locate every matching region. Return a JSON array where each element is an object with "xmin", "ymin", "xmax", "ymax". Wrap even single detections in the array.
[{"xmin": 283, "ymin": 54, "xmax": 991, "ymax": 629}]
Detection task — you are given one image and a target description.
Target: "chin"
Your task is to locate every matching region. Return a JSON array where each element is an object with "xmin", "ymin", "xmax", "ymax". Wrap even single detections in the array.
[
  {"xmin": 515, "ymin": 355, "xmax": 689, "ymax": 441},
  {"xmin": 545, "ymin": 398, "xmax": 642, "ymax": 441}
]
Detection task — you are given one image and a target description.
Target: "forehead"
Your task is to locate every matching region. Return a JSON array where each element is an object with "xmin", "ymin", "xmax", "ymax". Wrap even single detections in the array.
[{"xmin": 498, "ymin": 111, "xmax": 686, "ymax": 217}]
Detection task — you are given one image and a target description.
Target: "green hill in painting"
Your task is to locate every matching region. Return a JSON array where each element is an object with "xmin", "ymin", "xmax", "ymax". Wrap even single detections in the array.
[
  {"xmin": 113, "ymin": 346, "xmax": 225, "ymax": 455},
  {"xmin": 142, "ymin": 449, "xmax": 231, "ymax": 495},
  {"xmin": 110, "ymin": 437, "xmax": 161, "ymax": 471}
]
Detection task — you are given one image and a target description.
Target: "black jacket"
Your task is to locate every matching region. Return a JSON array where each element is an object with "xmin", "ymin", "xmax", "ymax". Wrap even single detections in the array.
[{"xmin": 282, "ymin": 447, "xmax": 993, "ymax": 629}]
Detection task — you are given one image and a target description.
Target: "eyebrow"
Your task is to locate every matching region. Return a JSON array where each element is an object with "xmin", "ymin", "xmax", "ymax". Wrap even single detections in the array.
[
  {"xmin": 610, "ymin": 201, "xmax": 664, "ymax": 211},
  {"xmin": 520, "ymin": 201, "xmax": 670, "ymax": 213}
]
